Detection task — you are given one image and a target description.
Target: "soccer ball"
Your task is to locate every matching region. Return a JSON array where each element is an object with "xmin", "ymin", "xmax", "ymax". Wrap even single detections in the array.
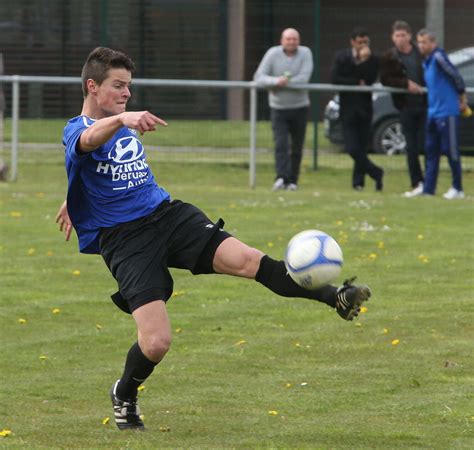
[{"xmin": 284, "ymin": 230, "xmax": 343, "ymax": 289}]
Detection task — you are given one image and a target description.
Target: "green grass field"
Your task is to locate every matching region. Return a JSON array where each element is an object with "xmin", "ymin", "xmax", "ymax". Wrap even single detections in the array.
[{"xmin": 0, "ymin": 148, "xmax": 473, "ymax": 449}]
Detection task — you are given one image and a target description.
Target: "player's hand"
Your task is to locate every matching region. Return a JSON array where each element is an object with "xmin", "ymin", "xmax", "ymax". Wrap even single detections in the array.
[
  {"xmin": 459, "ymin": 93, "xmax": 468, "ymax": 111},
  {"xmin": 408, "ymin": 80, "xmax": 423, "ymax": 94},
  {"xmin": 119, "ymin": 111, "xmax": 168, "ymax": 135},
  {"xmin": 358, "ymin": 45, "xmax": 371, "ymax": 62},
  {"xmin": 55, "ymin": 200, "xmax": 73, "ymax": 241},
  {"xmin": 276, "ymin": 76, "xmax": 289, "ymax": 87}
]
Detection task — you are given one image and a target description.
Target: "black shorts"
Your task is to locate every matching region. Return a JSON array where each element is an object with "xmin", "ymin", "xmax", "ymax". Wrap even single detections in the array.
[{"xmin": 100, "ymin": 200, "xmax": 232, "ymax": 314}]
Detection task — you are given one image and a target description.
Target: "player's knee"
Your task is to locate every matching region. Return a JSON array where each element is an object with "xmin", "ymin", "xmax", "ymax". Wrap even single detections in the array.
[{"xmin": 141, "ymin": 334, "xmax": 171, "ymax": 362}]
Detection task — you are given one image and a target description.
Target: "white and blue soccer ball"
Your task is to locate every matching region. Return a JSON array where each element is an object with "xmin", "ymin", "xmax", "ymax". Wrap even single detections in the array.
[{"xmin": 284, "ymin": 230, "xmax": 343, "ymax": 289}]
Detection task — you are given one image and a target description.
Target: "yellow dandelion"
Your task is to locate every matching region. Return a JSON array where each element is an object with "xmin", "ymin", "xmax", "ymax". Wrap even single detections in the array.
[
  {"xmin": 417, "ymin": 234, "xmax": 424, "ymax": 240},
  {"xmin": 377, "ymin": 241, "xmax": 384, "ymax": 249},
  {"xmin": 39, "ymin": 355, "xmax": 47, "ymax": 360},
  {"xmin": 383, "ymin": 328, "xmax": 389, "ymax": 334},
  {"xmin": 268, "ymin": 410, "xmax": 278, "ymax": 416},
  {"xmin": 96, "ymin": 324, "xmax": 102, "ymax": 330},
  {"xmin": 355, "ymin": 323, "xmax": 362, "ymax": 327},
  {"xmin": 336, "ymin": 220, "xmax": 343, "ymax": 226},
  {"xmin": 35, "ymin": 192, "xmax": 45, "ymax": 198},
  {"xmin": 267, "ymin": 242, "xmax": 274, "ymax": 248},
  {"xmin": 175, "ymin": 327, "xmax": 182, "ymax": 333},
  {"xmin": 72, "ymin": 270, "xmax": 81, "ymax": 276},
  {"xmin": 27, "ymin": 248, "xmax": 36, "ymax": 256},
  {"xmin": 391, "ymin": 339, "xmax": 400, "ymax": 346},
  {"xmin": 0, "ymin": 429, "xmax": 12, "ymax": 437},
  {"xmin": 294, "ymin": 342, "xmax": 301, "ymax": 348},
  {"xmin": 285, "ymin": 383, "xmax": 292, "ymax": 388},
  {"xmin": 46, "ymin": 250, "xmax": 54, "ymax": 257},
  {"xmin": 159, "ymin": 426, "xmax": 170, "ymax": 432},
  {"xmin": 234, "ymin": 340, "xmax": 246, "ymax": 347},
  {"xmin": 102, "ymin": 417, "xmax": 110, "ymax": 425},
  {"xmin": 138, "ymin": 385, "xmax": 146, "ymax": 392},
  {"xmin": 171, "ymin": 290, "xmax": 185, "ymax": 297},
  {"xmin": 360, "ymin": 306, "xmax": 368, "ymax": 313},
  {"xmin": 368, "ymin": 253, "xmax": 377, "ymax": 260},
  {"xmin": 52, "ymin": 308, "xmax": 61, "ymax": 314},
  {"xmin": 9, "ymin": 211, "xmax": 22, "ymax": 218},
  {"xmin": 140, "ymin": 415, "xmax": 145, "ymax": 421},
  {"xmin": 18, "ymin": 318, "xmax": 27, "ymax": 324}
]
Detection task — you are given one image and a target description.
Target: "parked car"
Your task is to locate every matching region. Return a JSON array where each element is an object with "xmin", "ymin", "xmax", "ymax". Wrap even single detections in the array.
[{"xmin": 324, "ymin": 47, "xmax": 474, "ymax": 155}]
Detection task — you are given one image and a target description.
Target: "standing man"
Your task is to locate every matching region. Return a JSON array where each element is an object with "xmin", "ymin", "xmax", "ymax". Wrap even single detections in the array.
[
  {"xmin": 380, "ymin": 20, "xmax": 426, "ymax": 197},
  {"xmin": 254, "ymin": 28, "xmax": 313, "ymax": 191},
  {"xmin": 331, "ymin": 27, "xmax": 384, "ymax": 192},
  {"xmin": 56, "ymin": 47, "xmax": 371, "ymax": 430},
  {"xmin": 416, "ymin": 29, "xmax": 466, "ymax": 199}
]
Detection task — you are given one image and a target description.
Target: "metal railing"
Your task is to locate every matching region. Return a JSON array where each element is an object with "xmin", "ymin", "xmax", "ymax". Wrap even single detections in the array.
[{"xmin": 1, "ymin": 75, "xmax": 471, "ymax": 186}]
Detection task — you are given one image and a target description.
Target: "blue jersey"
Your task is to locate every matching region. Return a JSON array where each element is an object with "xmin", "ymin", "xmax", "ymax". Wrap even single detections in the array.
[
  {"xmin": 63, "ymin": 115, "xmax": 170, "ymax": 254},
  {"xmin": 423, "ymin": 48, "xmax": 465, "ymax": 119}
]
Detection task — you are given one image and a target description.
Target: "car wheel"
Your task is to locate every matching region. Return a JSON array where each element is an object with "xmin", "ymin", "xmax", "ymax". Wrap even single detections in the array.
[{"xmin": 372, "ymin": 117, "xmax": 406, "ymax": 155}]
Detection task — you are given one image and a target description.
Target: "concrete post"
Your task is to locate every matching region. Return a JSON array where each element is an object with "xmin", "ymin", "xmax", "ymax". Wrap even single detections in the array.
[
  {"xmin": 426, "ymin": 0, "xmax": 444, "ymax": 46},
  {"xmin": 227, "ymin": 0, "xmax": 245, "ymax": 120}
]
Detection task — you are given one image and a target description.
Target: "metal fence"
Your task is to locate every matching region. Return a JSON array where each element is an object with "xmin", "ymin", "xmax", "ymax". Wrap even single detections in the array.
[{"xmin": 0, "ymin": 75, "xmax": 472, "ymax": 187}]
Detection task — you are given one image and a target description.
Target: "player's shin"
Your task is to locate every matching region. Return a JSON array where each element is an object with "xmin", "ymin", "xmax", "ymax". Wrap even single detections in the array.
[
  {"xmin": 255, "ymin": 255, "xmax": 337, "ymax": 307},
  {"xmin": 116, "ymin": 342, "xmax": 158, "ymax": 401}
]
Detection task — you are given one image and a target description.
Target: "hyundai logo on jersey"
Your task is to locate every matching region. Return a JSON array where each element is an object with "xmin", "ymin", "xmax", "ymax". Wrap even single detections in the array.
[{"xmin": 108, "ymin": 136, "xmax": 144, "ymax": 163}]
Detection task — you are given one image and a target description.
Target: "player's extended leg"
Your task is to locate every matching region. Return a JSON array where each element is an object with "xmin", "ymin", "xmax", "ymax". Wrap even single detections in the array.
[
  {"xmin": 212, "ymin": 237, "xmax": 370, "ymax": 320},
  {"xmin": 111, "ymin": 300, "xmax": 171, "ymax": 430}
]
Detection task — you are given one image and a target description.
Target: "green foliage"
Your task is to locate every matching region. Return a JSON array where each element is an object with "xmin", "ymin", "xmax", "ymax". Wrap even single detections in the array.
[{"xmin": 0, "ymin": 152, "xmax": 473, "ymax": 448}]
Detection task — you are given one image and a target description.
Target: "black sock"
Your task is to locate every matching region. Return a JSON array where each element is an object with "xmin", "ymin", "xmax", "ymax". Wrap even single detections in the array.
[
  {"xmin": 116, "ymin": 342, "xmax": 158, "ymax": 401},
  {"xmin": 255, "ymin": 255, "xmax": 337, "ymax": 308}
]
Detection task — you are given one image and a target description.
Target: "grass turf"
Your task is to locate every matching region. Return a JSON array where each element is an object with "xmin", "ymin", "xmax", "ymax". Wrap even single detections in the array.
[{"xmin": 0, "ymin": 150, "xmax": 473, "ymax": 448}]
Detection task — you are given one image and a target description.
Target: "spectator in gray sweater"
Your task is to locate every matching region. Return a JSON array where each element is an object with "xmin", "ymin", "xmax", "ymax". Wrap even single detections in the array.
[{"xmin": 254, "ymin": 28, "xmax": 313, "ymax": 191}]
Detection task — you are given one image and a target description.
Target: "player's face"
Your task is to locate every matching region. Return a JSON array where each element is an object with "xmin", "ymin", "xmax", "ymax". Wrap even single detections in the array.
[
  {"xmin": 392, "ymin": 30, "xmax": 411, "ymax": 50},
  {"xmin": 416, "ymin": 35, "xmax": 435, "ymax": 57},
  {"xmin": 94, "ymin": 68, "xmax": 132, "ymax": 117}
]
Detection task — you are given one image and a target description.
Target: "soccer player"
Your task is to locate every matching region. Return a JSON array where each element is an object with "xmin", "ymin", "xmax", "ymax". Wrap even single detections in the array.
[
  {"xmin": 56, "ymin": 47, "xmax": 371, "ymax": 431},
  {"xmin": 416, "ymin": 29, "xmax": 466, "ymax": 199}
]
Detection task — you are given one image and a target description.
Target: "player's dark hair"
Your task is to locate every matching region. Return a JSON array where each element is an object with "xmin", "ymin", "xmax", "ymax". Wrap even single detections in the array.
[
  {"xmin": 351, "ymin": 26, "xmax": 369, "ymax": 40},
  {"xmin": 392, "ymin": 20, "xmax": 412, "ymax": 34},
  {"xmin": 81, "ymin": 47, "xmax": 135, "ymax": 97},
  {"xmin": 417, "ymin": 28, "xmax": 436, "ymax": 41}
]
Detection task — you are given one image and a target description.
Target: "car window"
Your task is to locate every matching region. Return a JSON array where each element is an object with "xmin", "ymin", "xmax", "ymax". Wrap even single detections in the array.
[{"xmin": 457, "ymin": 62, "xmax": 474, "ymax": 88}]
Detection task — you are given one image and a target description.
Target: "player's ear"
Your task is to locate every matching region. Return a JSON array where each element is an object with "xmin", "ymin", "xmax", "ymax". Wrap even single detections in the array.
[{"xmin": 86, "ymin": 78, "xmax": 98, "ymax": 95}]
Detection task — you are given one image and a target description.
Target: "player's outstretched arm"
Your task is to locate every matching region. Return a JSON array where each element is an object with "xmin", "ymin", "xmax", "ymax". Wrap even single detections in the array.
[
  {"xmin": 79, "ymin": 111, "xmax": 168, "ymax": 152},
  {"xmin": 55, "ymin": 200, "xmax": 73, "ymax": 241}
]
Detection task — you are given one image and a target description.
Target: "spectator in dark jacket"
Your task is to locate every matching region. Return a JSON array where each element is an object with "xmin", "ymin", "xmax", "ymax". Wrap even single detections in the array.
[
  {"xmin": 380, "ymin": 20, "xmax": 426, "ymax": 197},
  {"xmin": 331, "ymin": 27, "xmax": 384, "ymax": 191}
]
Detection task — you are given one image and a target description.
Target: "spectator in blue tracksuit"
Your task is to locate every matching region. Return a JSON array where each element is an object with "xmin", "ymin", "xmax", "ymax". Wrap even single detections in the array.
[{"xmin": 416, "ymin": 29, "xmax": 467, "ymax": 199}]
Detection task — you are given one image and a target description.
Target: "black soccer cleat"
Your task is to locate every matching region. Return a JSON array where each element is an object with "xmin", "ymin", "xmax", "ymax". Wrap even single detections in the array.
[
  {"xmin": 336, "ymin": 277, "xmax": 371, "ymax": 321},
  {"xmin": 110, "ymin": 380, "xmax": 145, "ymax": 430}
]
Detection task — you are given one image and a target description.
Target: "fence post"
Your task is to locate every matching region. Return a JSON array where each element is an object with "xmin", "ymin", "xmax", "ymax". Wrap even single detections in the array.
[
  {"xmin": 249, "ymin": 84, "xmax": 257, "ymax": 189},
  {"xmin": 11, "ymin": 75, "xmax": 20, "ymax": 181}
]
